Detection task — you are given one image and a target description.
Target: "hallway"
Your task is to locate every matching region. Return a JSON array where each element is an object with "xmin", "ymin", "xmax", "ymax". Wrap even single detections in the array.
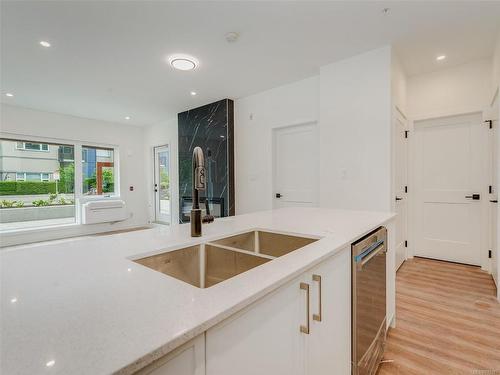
[{"xmin": 379, "ymin": 257, "xmax": 500, "ymax": 375}]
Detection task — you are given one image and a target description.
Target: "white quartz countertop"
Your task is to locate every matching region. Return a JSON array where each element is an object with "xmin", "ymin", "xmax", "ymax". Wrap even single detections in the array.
[{"xmin": 0, "ymin": 207, "xmax": 395, "ymax": 375}]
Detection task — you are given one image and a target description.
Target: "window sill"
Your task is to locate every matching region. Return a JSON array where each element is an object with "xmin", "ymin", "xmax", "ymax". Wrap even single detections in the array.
[{"xmin": 0, "ymin": 222, "xmax": 79, "ymax": 235}]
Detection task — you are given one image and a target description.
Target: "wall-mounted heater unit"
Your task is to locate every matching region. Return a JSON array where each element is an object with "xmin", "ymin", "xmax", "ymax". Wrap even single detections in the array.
[{"xmin": 81, "ymin": 200, "xmax": 127, "ymax": 224}]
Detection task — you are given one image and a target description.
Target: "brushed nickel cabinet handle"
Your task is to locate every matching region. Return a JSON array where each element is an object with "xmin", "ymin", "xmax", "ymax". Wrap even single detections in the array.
[
  {"xmin": 312, "ymin": 274, "xmax": 322, "ymax": 322},
  {"xmin": 300, "ymin": 282, "xmax": 310, "ymax": 334}
]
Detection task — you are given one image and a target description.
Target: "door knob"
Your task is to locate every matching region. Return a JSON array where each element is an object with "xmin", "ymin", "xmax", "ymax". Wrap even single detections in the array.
[
  {"xmin": 465, "ymin": 194, "xmax": 480, "ymax": 200},
  {"xmin": 275, "ymin": 193, "xmax": 282, "ymax": 198}
]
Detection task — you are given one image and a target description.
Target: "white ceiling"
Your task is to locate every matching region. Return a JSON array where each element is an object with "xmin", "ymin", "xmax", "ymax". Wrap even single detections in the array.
[{"xmin": 1, "ymin": 1, "xmax": 499, "ymax": 126}]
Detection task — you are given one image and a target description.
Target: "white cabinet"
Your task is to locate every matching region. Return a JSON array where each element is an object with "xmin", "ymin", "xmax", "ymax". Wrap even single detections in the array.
[
  {"xmin": 136, "ymin": 334, "xmax": 205, "ymax": 375},
  {"xmin": 206, "ymin": 273, "xmax": 305, "ymax": 375},
  {"xmin": 305, "ymin": 248, "xmax": 351, "ymax": 375},
  {"xmin": 206, "ymin": 247, "xmax": 351, "ymax": 375}
]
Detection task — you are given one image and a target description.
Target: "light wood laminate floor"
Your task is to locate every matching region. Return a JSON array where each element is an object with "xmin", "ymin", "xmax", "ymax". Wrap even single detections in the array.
[{"xmin": 378, "ymin": 257, "xmax": 500, "ymax": 375}]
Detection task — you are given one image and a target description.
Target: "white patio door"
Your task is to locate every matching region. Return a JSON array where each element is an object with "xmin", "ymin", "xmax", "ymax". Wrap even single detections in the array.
[
  {"xmin": 154, "ymin": 145, "xmax": 171, "ymax": 224},
  {"xmin": 414, "ymin": 113, "xmax": 487, "ymax": 266},
  {"xmin": 273, "ymin": 123, "xmax": 318, "ymax": 208},
  {"xmin": 394, "ymin": 111, "xmax": 408, "ymax": 270}
]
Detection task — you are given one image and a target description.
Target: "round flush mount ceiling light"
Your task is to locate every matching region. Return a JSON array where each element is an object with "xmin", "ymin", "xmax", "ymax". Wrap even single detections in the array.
[
  {"xmin": 169, "ymin": 55, "xmax": 198, "ymax": 71},
  {"xmin": 5, "ymin": 93, "xmax": 14, "ymax": 97},
  {"xmin": 39, "ymin": 40, "xmax": 51, "ymax": 48},
  {"xmin": 124, "ymin": 116, "xmax": 131, "ymax": 120},
  {"xmin": 190, "ymin": 91, "xmax": 197, "ymax": 96},
  {"xmin": 436, "ymin": 55, "xmax": 446, "ymax": 61}
]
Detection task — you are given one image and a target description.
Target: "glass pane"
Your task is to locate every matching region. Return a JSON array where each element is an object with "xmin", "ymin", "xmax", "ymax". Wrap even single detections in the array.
[
  {"xmin": 0, "ymin": 139, "xmax": 75, "ymax": 231},
  {"xmin": 26, "ymin": 173, "xmax": 41, "ymax": 181},
  {"xmin": 82, "ymin": 146, "xmax": 114, "ymax": 195},
  {"xmin": 155, "ymin": 147, "xmax": 170, "ymax": 224},
  {"xmin": 24, "ymin": 142, "xmax": 41, "ymax": 151}
]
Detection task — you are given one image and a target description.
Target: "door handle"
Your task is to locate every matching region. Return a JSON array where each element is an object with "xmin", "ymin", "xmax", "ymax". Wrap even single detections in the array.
[
  {"xmin": 491, "ymin": 200, "xmax": 498, "ymax": 203},
  {"xmin": 275, "ymin": 193, "xmax": 282, "ymax": 198},
  {"xmin": 312, "ymin": 274, "xmax": 322, "ymax": 322},
  {"xmin": 465, "ymin": 194, "xmax": 480, "ymax": 200},
  {"xmin": 395, "ymin": 197, "xmax": 403, "ymax": 201},
  {"xmin": 300, "ymin": 282, "xmax": 310, "ymax": 334}
]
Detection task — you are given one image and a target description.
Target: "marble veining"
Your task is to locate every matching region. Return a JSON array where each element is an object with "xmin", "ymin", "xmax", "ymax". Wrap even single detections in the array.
[
  {"xmin": 178, "ymin": 99, "xmax": 234, "ymax": 223},
  {"xmin": 0, "ymin": 207, "xmax": 395, "ymax": 375}
]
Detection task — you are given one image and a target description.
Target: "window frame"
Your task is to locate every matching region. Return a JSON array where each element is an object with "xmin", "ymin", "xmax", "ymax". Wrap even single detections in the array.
[{"xmin": 1, "ymin": 134, "xmax": 121, "ymax": 232}]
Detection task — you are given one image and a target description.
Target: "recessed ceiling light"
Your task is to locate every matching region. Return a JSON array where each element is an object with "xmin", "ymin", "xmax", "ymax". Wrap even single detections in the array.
[
  {"xmin": 225, "ymin": 32, "xmax": 240, "ymax": 43},
  {"xmin": 190, "ymin": 91, "xmax": 197, "ymax": 96},
  {"xmin": 39, "ymin": 40, "xmax": 51, "ymax": 48},
  {"xmin": 5, "ymin": 93, "xmax": 14, "ymax": 97},
  {"xmin": 10, "ymin": 297, "xmax": 17, "ymax": 303},
  {"xmin": 436, "ymin": 55, "xmax": 446, "ymax": 61},
  {"xmin": 46, "ymin": 360, "xmax": 55, "ymax": 367},
  {"xmin": 124, "ymin": 116, "xmax": 131, "ymax": 120},
  {"xmin": 168, "ymin": 55, "xmax": 198, "ymax": 71}
]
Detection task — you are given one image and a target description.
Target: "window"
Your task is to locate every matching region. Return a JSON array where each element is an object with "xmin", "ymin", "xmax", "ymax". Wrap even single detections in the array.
[
  {"xmin": 82, "ymin": 146, "xmax": 115, "ymax": 196},
  {"xmin": 1, "ymin": 138, "xmax": 75, "ymax": 231},
  {"xmin": 1, "ymin": 138, "xmax": 118, "ymax": 232},
  {"xmin": 16, "ymin": 141, "xmax": 49, "ymax": 152}
]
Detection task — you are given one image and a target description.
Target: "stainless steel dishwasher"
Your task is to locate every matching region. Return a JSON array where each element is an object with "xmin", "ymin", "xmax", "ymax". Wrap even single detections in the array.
[{"xmin": 351, "ymin": 226, "xmax": 387, "ymax": 375}]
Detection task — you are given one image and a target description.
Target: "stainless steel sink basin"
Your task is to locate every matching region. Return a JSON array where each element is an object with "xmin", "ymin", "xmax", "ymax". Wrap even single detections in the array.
[
  {"xmin": 133, "ymin": 230, "xmax": 318, "ymax": 288},
  {"xmin": 212, "ymin": 230, "xmax": 318, "ymax": 257},
  {"xmin": 134, "ymin": 244, "xmax": 270, "ymax": 288}
]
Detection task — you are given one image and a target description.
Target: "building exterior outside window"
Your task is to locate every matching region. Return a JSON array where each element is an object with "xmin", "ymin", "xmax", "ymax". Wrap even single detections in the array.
[{"xmin": 82, "ymin": 146, "xmax": 114, "ymax": 195}]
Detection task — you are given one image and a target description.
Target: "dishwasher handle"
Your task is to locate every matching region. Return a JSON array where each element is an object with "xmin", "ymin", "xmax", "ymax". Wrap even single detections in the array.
[{"xmin": 354, "ymin": 239, "xmax": 385, "ymax": 264}]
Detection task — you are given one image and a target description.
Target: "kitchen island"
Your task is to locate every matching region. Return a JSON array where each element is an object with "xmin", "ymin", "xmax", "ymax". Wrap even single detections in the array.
[{"xmin": 0, "ymin": 207, "xmax": 395, "ymax": 375}]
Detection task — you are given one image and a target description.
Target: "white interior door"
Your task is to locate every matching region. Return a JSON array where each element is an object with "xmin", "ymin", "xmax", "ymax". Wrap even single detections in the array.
[
  {"xmin": 489, "ymin": 93, "xmax": 499, "ymax": 285},
  {"xmin": 273, "ymin": 123, "xmax": 318, "ymax": 208},
  {"xmin": 414, "ymin": 113, "xmax": 487, "ymax": 266},
  {"xmin": 394, "ymin": 110, "xmax": 408, "ymax": 270},
  {"xmin": 154, "ymin": 145, "xmax": 171, "ymax": 224}
]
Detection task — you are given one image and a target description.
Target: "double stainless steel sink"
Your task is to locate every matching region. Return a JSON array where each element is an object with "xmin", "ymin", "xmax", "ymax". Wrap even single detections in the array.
[{"xmin": 133, "ymin": 230, "xmax": 318, "ymax": 288}]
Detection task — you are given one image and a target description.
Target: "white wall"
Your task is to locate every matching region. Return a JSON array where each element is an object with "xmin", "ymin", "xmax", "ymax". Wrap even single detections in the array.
[
  {"xmin": 143, "ymin": 117, "xmax": 179, "ymax": 224},
  {"xmin": 493, "ymin": 32, "xmax": 500, "ymax": 94},
  {"xmin": 319, "ymin": 46, "xmax": 393, "ymax": 212},
  {"xmin": 234, "ymin": 76, "xmax": 319, "ymax": 214},
  {"xmin": 407, "ymin": 58, "xmax": 492, "ymax": 119},
  {"xmin": 0, "ymin": 104, "xmax": 148, "ymax": 246},
  {"xmin": 391, "ymin": 51, "xmax": 407, "ymax": 116}
]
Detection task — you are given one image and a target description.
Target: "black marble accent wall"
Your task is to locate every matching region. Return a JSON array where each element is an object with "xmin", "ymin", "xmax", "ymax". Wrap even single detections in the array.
[{"xmin": 178, "ymin": 99, "xmax": 234, "ymax": 223}]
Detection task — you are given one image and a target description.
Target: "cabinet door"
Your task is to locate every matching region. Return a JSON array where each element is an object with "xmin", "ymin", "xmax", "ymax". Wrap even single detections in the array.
[
  {"xmin": 136, "ymin": 334, "xmax": 205, "ymax": 375},
  {"xmin": 306, "ymin": 248, "xmax": 351, "ymax": 375},
  {"xmin": 206, "ymin": 275, "xmax": 307, "ymax": 375}
]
